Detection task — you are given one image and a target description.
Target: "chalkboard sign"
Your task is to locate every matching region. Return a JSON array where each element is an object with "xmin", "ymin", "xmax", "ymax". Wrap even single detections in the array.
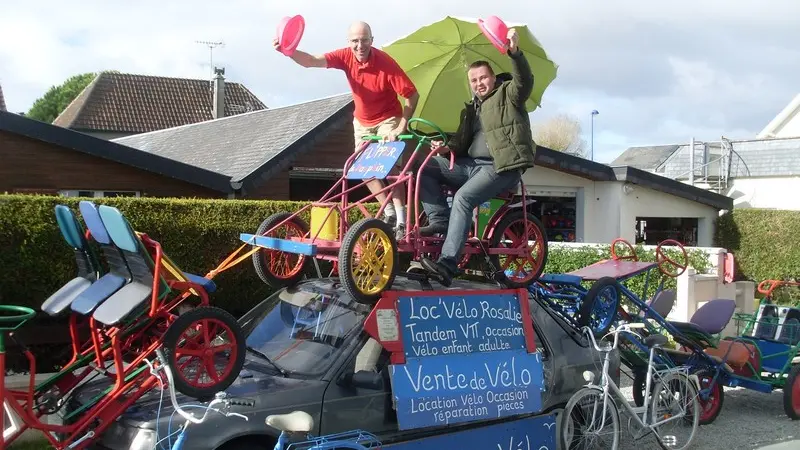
[
  {"xmin": 396, "ymin": 291, "xmax": 535, "ymax": 358},
  {"xmin": 346, "ymin": 141, "xmax": 406, "ymax": 180},
  {"xmin": 390, "ymin": 349, "xmax": 544, "ymax": 430},
  {"xmin": 384, "ymin": 413, "xmax": 556, "ymax": 450}
]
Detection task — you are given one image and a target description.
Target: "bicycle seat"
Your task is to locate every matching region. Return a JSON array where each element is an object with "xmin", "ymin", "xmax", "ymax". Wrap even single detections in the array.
[
  {"xmin": 644, "ymin": 334, "xmax": 669, "ymax": 349},
  {"xmin": 265, "ymin": 411, "xmax": 314, "ymax": 433}
]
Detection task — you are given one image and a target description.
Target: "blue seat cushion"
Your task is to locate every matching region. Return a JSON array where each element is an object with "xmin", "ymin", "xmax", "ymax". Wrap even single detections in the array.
[
  {"xmin": 41, "ymin": 277, "xmax": 93, "ymax": 316},
  {"xmin": 93, "ymin": 281, "xmax": 153, "ymax": 326},
  {"xmin": 70, "ymin": 273, "xmax": 128, "ymax": 315},
  {"xmin": 183, "ymin": 272, "xmax": 217, "ymax": 293}
]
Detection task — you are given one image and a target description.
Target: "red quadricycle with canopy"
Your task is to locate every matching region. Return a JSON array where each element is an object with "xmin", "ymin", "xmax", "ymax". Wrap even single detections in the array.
[
  {"xmin": 236, "ymin": 117, "xmax": 549, "ymax": 304},
  {"xmin": 1, "ymin": 201, "xmax": 246, "ymax": 450}
]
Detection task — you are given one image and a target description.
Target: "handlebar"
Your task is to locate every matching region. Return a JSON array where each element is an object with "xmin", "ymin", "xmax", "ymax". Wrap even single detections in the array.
[
  {"xmin": 148, "ymin": 349, "xmax": 251, "ymax": 425},
  {"xmin": 582, "ymin": 323, "xmax": 645, "ymax": 353},
  {"xmin": 757, "ymin": 279, "xmax": 800, "ymax": 297}
]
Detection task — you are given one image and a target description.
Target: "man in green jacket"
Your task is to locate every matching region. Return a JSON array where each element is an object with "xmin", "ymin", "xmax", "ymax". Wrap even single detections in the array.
[{"xmin": 419, "ymin": 27, "xmax": 536, "ymax": 285}]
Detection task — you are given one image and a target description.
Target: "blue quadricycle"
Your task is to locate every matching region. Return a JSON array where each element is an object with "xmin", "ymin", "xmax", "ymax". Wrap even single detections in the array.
[{"xmin": 526, "ymin": 238, "xmax": 689, "ymax": 337}]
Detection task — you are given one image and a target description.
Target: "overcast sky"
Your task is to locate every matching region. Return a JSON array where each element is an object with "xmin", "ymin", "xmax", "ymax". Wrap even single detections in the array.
[{"xmin": 1, "ymin": 0, "xmax": 798, "ymax": 163}]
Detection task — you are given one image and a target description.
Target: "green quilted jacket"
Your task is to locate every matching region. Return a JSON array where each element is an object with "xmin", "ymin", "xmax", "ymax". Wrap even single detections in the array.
[{"xmin": 447, "ymin": 49, "xmax": 537, "ymax": 173}]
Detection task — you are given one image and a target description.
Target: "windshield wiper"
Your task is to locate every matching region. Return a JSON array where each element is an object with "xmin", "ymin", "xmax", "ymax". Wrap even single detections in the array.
[{"xmin": 246, "ymin": 346, "xmax": 288, "ymax": 377}]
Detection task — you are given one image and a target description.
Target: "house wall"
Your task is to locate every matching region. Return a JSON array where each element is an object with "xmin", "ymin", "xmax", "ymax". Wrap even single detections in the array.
[
  {"xmin": 726, "ymin": 176, "xmax": 800, "ymax": 210},
  {"xmin": 521, "ymin": 167, "xmax": 718, "ymax": 246},
  {"xmin": 615, "ymin": 182, "xmax": 718, "ymax": 247},
  {"xmin": 0, "ymin": 131, "xmax": 223, "ymax": 198},
  {"xmin": 292, "ymin": 120, "xmax": 356, "ymax": 170},
  {"xmin": 242, "ymin": 120, "xmax": 357, "ymax": 200},
  {"xmin": 774, "ymin": 113, "xmax": 800, "ymax": 138}
]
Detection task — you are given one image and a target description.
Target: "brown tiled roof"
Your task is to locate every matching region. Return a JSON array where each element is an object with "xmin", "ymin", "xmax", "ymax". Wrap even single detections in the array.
[
  {"xmin": 52, "ymin": 71, "xmax": 267, "ymax": 133},
  {"xmin": 0, "ymin": 83, "xmax": 6, "ymax": 112}
]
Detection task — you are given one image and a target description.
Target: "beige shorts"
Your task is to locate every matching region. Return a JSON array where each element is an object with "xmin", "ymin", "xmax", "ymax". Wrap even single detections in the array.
[{"xmin": 353, "ymin": 116, "xmax": 405, "ymax": 169}]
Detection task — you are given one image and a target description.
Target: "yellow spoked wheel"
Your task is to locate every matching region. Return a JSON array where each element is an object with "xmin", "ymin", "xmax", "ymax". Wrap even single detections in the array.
[{"xmin": 338, "ymin": 218, "xmax": 398, "ymax": 304}]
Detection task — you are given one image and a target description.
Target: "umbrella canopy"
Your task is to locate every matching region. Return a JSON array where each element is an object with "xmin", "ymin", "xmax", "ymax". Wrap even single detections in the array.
[{"xmin": 382, "ymin": 16, "xmax": 558, "ymax": 133}]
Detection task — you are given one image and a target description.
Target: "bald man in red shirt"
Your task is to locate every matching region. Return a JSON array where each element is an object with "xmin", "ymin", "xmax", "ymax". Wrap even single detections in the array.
[{"xmin": 274, "ymin": 21, "xmax": 419, "ymax": 240}]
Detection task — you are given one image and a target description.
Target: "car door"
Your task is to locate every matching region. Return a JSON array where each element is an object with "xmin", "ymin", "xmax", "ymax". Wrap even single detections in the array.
[{"xmin": 319, "ymin": 335, "xmax": 398, "ymax": 439}]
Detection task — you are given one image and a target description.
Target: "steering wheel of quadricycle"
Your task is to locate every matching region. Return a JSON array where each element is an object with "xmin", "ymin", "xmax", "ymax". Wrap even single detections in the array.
[
  {"xmin": 758, "ymin": 280, "xmax": 781, "ymax": 297},
  {"xmin": 0, "ymin": 305, "xmax": 36, "ymax": 331},
  {"xmin": 407, "ymin": 117, "xmax": 449, "ymax": 146},
  {"xmin": 611, "ymin": 238, "xmax": 638, "ymax": 261},
  {"xmin": 656, "ymin": 239, "xmax": 689, "ymax": 277}
]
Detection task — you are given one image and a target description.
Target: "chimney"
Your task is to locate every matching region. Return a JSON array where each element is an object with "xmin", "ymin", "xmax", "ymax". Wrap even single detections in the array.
[{"xmin": 212, "ymin": 66, "xmax": 225, "ymax": 119}]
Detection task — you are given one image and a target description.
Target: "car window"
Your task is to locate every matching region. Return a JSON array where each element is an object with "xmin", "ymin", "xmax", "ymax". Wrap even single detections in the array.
[{"xmin": 243, "ymin": 285, "xmax": 370, "ymax": 376}]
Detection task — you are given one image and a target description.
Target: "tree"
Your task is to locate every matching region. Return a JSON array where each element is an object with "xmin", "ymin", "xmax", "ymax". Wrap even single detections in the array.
[
  {"xmin": 531, "ymin": 114, "xmax": 588, "ymax": 158},
  {"xmin": 26, "ymin": 72, "xmax": 97, "ymax": 123}
]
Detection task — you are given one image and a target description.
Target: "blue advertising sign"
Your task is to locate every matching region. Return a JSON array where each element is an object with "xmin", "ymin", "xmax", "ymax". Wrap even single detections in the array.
[
  {"xmin": 390, "ymin": 349, "xmax": 544, "ymax": 430},
  {"xmin": 385, "ymin": 413, "xmax": 556, "ymax": 450},
  {"xmin": 346, "ymin": 141, "xmax": 405, "ymax": 180},
  {"xmin": 396, "ymin": 292, "xmax": 528, "ymax": 358}
]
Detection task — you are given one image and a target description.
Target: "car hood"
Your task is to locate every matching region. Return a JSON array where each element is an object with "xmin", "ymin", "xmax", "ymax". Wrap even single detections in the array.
[{"xmin": 71, "ymin": 361, "xmax": 324, "ymax": 429}]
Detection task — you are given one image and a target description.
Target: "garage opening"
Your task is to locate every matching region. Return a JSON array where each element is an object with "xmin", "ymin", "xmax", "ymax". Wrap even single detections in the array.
[
  {"xmin": 523, "ymin": 190, "xmax": 577, "ymax": 243},
  {"xmin": 635, "ymin": 217, "xmax": 698, "ymax": 246}
]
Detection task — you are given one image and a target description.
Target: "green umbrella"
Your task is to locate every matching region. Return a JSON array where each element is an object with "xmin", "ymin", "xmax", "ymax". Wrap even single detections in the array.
[{"xmin": 382, "ymin": 16, "xmax": 559, "ymax": 133}]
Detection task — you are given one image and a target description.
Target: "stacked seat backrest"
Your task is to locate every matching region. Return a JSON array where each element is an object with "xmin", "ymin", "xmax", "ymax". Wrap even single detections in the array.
[
  {"xmin": 647, "ymin": 289, "xmax": 676, "ymax": 319},
  {"xmin": 55, "ymin": 204, "xmax": 100, "ymax": 281},
  {"xmin": 97, "ymin": 205, "xmax": 169, "ymax": 295},
  {"xmin": 79, "ymin": 201, "xmax": 131, "ymax": 280},
  {"xmin": 690, "ymin": 298, "xmax": 736, "ymax": 335}
]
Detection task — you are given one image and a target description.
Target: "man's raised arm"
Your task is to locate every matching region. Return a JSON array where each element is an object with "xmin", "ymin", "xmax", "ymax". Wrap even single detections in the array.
[
  {"xmin": 505, "ymin": 29, "xmax": 534, "ymax": 107},
  {"xmin": 273, "ymin": 39, "xmax": 328, "ymax": 68}
]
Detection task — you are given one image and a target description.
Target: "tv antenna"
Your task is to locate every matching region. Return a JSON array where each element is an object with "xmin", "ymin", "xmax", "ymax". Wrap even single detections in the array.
[{"xmin": 196, "ymin": 40, "xmax": 225, "ymax": 78}]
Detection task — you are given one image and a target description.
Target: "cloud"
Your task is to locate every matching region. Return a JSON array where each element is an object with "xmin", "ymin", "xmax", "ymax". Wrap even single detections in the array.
[{"xmin": 1, "ymin": 0, "xmax": 799, "ymax": 164}]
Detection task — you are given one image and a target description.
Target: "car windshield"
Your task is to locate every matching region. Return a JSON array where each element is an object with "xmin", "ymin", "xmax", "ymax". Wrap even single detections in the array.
[{"xmin": 243, "ymin": 283, "xmax": 369, "ymax": 376}]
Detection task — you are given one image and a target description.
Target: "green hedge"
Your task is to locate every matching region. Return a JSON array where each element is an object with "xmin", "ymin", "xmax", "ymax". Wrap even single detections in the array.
[
  {"xmin": 715, "ymin": 208, "xmax": 800, "ymax": 305},
  {"xmin": 715, "ymin": 208, "xmax": 800, "ymax": 282}
]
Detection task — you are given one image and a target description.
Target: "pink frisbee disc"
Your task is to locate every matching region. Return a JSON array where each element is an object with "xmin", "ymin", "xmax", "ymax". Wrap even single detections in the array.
[
  {"xmin": 478, "ymin": 15, "xmax": 509, "ymax": 54},
  {"xmin": 276, "ymin": 15, "xmax": 305, "ymax": 56}
]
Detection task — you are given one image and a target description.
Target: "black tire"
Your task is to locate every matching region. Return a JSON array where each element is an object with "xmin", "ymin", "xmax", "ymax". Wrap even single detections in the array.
[
  {"xmin": 339, "ymin": 218, "xmax": 398, "ymax": 305},
  {"xmin": 577, "ymin": 277, "xmax": 620, "ymax": 337},
  {"xmin": 783, "ymin": 364, "xmax": 800, "ymax": 420},
  {"xmin": 251, "ymin": 212, "xmax": 310, "ymax": 288},
  {"xmin": 488, "ymin": 210, "xmax": 548, "ymax": 288},
  {"xmin": 162, "ymin": 306, "xmax": 246, "ymax": 399}
]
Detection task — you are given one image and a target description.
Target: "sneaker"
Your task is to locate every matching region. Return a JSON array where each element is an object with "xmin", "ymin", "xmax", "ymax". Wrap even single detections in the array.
[
  {"xmin": 394, "ymin": 223, "xmax": 406, "ymax": 242},
  {"xmin": 419, "ymin": 223, "xmax": 448, "ymax": 237},
  {"xmin": 383, "ymin": 215, "xmax": 397, "ymax": 228}
]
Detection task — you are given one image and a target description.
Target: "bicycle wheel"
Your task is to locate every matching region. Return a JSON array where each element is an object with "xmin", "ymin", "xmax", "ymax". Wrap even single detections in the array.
[
  {"xmin": 649, "ymin": 371, "xmax": 700, "ymax": 450},
  {"xmin": 560, "ymin": 387, "xmax": 620, "ymax": 450}
]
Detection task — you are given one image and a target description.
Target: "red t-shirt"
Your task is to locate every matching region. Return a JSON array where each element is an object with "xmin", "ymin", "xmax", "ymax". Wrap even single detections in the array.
[{"xmin": 324, "ymin": 47, "xmax": 417, "ymax": 127}]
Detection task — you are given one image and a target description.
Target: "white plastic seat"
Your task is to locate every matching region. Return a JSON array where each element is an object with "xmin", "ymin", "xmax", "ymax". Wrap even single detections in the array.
[{"xmin": 265, "ymin": 411, "xmax": 314, "ymax": 433}]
